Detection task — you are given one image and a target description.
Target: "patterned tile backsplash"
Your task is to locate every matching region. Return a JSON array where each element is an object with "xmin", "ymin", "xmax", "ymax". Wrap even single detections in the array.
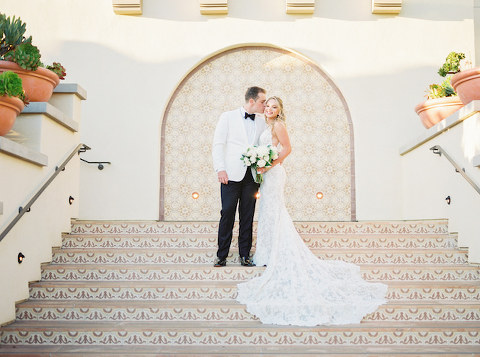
[{"xmin": 162, "ymin": 45, "xmax": 354, "ymax": 221}]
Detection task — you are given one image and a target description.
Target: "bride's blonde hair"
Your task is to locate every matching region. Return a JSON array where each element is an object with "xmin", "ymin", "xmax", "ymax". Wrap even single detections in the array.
[{"xmin": 266, "ymin": 96, "xmax": 286, "ymax": 126}]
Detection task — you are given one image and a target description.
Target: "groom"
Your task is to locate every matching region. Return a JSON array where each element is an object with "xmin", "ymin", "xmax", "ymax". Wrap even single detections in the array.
[{"xmin": 212, "ymin": 86, "xmax": 267, "ymax": 267}]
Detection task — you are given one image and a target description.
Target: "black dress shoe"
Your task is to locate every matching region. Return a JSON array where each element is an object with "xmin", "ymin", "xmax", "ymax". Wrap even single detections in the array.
[
  {"xmin": 240, "ymin": 256, "xmax": 255, "ymax": 267},
  {"xmin": 214, "ymin": 257, "xmax": 226, "ymax": 267}
]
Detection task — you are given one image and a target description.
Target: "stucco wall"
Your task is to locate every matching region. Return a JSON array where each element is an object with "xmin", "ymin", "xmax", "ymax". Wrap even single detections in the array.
[
  {"xmin": 0, "ymin": 89, "xmax": 83, "ymax": 324},
  {"xmin": 400, "ymin": 105, "xmax": 480, "ymax": 262},
  {"xmin": 0, "ymin": 0, "xmax": 475, "ymax": 220}
]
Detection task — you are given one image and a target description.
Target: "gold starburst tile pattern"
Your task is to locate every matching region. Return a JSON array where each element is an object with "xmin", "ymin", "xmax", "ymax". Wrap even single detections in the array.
[{"xmin": 161, "ymin": 45, "xmax": 354, "ymax": 221}]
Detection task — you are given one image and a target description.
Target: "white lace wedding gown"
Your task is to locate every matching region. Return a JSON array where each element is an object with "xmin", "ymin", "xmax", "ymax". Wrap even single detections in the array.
[{"xmin": 236, "ymin": 128, "xmax": 388, "ymax": 326}]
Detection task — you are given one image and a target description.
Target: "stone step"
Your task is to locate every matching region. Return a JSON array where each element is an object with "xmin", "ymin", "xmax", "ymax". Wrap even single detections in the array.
[
  {"xmin": 1, "ymin": 321, "xmax": 479, "ymax": 346},
  {"xmin": 70, "ymin": 219, "xmax": 449, "ymax": 236},
  {"xmin": 40, "ymin": 264, "xmax": 480, "ymax": 282},
  {"xmin": 50, "ymin": 248, "xmax": 469, "ymax": 265},
  {"xmin": 15, "ymin": 300, "xmax": 480, "ymax": 323},
  {"xmin": 61, "ymin": 233, "xmax": 458, "ymax": 250},
  {"xmin": 28, "ymin": 281, "xmax": 480, "ymax": 302}
]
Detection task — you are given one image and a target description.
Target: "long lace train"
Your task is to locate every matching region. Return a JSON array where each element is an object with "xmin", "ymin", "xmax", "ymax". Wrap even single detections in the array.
[{"xmin": 236, "ymin": 129, "xmax": 387, "ymax": 326}]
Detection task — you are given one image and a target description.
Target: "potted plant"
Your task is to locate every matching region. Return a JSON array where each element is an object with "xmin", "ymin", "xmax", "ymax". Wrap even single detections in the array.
[
  {"xmin": 449, "ymin": 51, "xmax": 480, "ymax": 105},
  {"xmin": 0, "ymin": 12, "xmax": 66, "ymax": 102},
  {"xmin": 438, "ymin": 51, "xmax": 465, "ymax": 77},
  {"xmin": 0, "ymin": 70, "xmax": 27, "ymax": 136},
  {"xmin": 415, "ymin": 76, "xmax": 463, "ymax": 129}
]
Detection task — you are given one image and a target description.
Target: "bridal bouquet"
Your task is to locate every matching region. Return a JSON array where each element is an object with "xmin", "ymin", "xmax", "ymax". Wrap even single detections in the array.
[{"xmin": 241, "ymin": 145, "xmax": 279, "ymax": 184}]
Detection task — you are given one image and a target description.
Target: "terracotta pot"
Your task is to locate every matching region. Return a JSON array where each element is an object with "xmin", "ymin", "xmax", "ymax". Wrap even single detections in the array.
[
  {"xmin": 0, "ymin": 61, "xmax": 60, "ymax": 102},
  {"xmin": 451, "ymin": 67, "xmax": 480, "ymax": 105},
  {"xmin": 414, "ymin": 96, "xmax": 464, "ymax": 129},
  {"xmin": 0, "ymin": 95, "xmax": 25, "ymax": 136}
]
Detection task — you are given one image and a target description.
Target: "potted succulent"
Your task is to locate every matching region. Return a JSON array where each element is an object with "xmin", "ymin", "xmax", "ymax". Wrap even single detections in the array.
[
  {"xmin": 0, "ymin": 12, "xmax": 66, "ymax": 102},
  {"xmin": 449, "ymin": 51, "xmax": 480, "ymax": 105},
  {"xmin": 438, "ymin": 51, "xmax": 465, "ymax": 77},
  {"xmin": 415, "ymin": 53, "xmax": 465, "ymax": 129},
  {"xmin": 415, "ymin": 77, "xmax": 463, "ymax": 129},
  {"xmin": 0, "ymin": 70, "xmax": 27, "ymax": 136}
]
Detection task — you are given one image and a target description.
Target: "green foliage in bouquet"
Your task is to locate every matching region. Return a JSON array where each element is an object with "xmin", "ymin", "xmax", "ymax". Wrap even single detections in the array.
[
  {"xmin": 438, "ymin": 52, "xmax": 465, "ymax": 77},
  {"xmin": 427, "ymin": 76, "xmax": 456, "ymax": 99},
  {"xmin": 0, "ymin": 70, "xmax": 27, "ymax": 103},
  {"xmin": 4, "ymin": 42, "xmax": 41, "ymax": 71},
  {"xmin": 0, "ymin": 13, "xmax": 32, "ymax": 57},
  {"xmin": 46, "ymin": 62, "xmax": 66, "ymax": 80}
]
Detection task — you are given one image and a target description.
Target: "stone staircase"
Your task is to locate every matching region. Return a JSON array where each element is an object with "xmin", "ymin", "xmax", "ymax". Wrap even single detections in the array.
[{"xmin": 0, "ymin": 219, "xmax": 479, "ymax": 355}]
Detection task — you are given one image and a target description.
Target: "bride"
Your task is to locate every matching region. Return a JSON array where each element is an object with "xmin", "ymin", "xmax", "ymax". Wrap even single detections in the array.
[{"xmin": 236, "ymin": 96, "xmax": 388, "ymax": 326}]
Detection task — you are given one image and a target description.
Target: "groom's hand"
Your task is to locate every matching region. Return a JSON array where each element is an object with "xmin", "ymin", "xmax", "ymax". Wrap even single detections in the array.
[{"xmin": 218, "ymin": 171, "xmax": 229, "ymax": 185}]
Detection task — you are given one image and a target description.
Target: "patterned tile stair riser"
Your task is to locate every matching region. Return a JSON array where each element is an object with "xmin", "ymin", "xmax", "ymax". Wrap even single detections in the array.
[
  {"xmin": 28, "ymin": 281, "xmax": 480, "ymax": 301},
  {"xmin": 1, "ymin": 324, "xmax": 480, "ymax": 346},
  {"xmin": 14, "ymin": 300, "xmax": 480, "ymax": 322},
  {"xmin": 50, "ymin": 248, "xmax": 469, "ymax": 265},
  {"xmin": 62, "ymin": 234, "xmax": 458, "ymax": 250},
  {"xmin": 68, "ymin": 220, "xmax": 451, "ymax": 235},
  {"xmin": 39, "ymin": 264, "xmax": 480, "ymax": 282},
  {"xmin": 1, "ymin": 219, "xmax": 480, "ymax": 355}
]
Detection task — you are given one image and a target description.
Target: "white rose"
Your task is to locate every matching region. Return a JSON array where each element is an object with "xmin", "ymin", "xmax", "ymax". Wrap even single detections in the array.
[
  {"xmin": 249, "ymin": 157, "xmax": 257, "ymax": 165},
  {"xmin": 257, "ymin": 159, "xmax": 267, "ymax": 168},
  {"xmin": 243, "ymin": 158, "xmax": 251, "ymax": 166},
  {"xmin": 257, "ymin": 146, "xmax": 268, "ymax": 157}
]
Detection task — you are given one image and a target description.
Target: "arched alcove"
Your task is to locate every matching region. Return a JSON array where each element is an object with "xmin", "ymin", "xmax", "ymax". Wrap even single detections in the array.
[{"xmin": 160, "ymin": 44, "xmax": 355, "ymax": 221}]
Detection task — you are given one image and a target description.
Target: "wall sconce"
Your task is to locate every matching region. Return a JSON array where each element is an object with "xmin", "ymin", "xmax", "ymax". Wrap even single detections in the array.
[
  {"xmin": 445, "ymin": 195, "xmax": 451, "ymax": 205},
  {"xmin": 18, "ymin": 252, "xmax": 25, "ymax": 264},
  {"xmin": 255, "ymin": 192, "xmax": 261, "ymax": 199},
  {"xmin": 192, "ymin": 192, "xmax": 200, "ymax": 199},
  {"xmin": 68, "ymin": 196, "xmax": 75, "ymax": 205},
  {"xmin": 316, "ymin": 192, "xmax": 324, "ymax": 199}
]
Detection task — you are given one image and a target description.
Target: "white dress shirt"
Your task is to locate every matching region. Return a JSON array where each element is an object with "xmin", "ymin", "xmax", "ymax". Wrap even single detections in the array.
[{"xmin": 241, "ymin": 107, "xmax": 256, "ymax": 146}]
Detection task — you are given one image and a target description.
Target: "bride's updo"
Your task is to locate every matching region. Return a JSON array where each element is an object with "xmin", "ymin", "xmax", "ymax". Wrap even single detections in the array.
[{"xmin": 266, "ymin": 96, "xmax": 286, "ymax": 125}]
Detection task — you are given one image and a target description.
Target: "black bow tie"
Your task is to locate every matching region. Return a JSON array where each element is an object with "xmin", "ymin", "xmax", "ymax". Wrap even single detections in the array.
[{"xmin": 244, "ymin": 112, "xmax": 255, "ymax": 120}]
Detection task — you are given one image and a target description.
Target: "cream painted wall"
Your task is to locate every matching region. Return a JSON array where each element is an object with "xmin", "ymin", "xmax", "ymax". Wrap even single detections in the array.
[
  {"xmin": 0, "ymin": 0, "xmax": 474, "ymax": 220},
  {"xmin": 0, "ymin": 89, "xmax": 82, "ymax": 324},
  {"xmin": 400, "ymin": 110, "xmax": 480, "ymax": 262}
]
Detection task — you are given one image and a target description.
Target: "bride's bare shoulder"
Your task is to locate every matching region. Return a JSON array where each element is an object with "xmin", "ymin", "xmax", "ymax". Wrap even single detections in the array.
[{"xmin": 272, "ymin": 121, "xmax": 287, "ymax": 133}]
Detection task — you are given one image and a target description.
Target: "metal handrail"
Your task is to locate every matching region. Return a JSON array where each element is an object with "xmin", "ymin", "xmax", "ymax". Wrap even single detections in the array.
[
  {"xmin": 80, "ymin": 158, "xmax": 111, "ymax": 170},
  {"xmin": 430, "ymin": 145, "xmax": 480, "ymax": 195},
  {"xmin": 0, "ymin": 143, "xmax": 91, "ymax": 242}
]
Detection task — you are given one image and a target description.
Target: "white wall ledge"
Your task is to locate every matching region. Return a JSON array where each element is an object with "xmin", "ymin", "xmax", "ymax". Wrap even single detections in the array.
[
  {"xmin": 473, "ymin": 154, "xmax": 480, "ymax": 168},
  {"xmin": 22, "ymin": 102, "xmax": 79, "ymax": 132},
  {"xmin": 400, "ymin": 100, "xmax": 480, "ymax": 155},
  {"xmin": 53, "ymin": 83, "xmax": 87, "ymax": 100},
  {"xmin": 0, "ymin": 136, "xmax": 48, "ymax": 166}
]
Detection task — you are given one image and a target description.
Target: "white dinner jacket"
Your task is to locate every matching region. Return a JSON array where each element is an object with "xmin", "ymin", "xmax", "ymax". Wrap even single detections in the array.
[{"xmin": 212, "ymin": 107, "xmax": 267, "ymax": 182}]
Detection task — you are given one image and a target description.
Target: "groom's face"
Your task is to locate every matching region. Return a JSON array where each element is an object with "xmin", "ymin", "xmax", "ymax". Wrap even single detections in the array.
[{"xmin": 251, "ymin": 93, "xmax": 266, "ymax": 114}]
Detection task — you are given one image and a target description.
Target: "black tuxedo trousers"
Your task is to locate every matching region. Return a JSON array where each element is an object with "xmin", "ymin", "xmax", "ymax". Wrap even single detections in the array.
[{"xmin": 217, "ymin": 169, "xmax": 259, "ymax": 260}]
